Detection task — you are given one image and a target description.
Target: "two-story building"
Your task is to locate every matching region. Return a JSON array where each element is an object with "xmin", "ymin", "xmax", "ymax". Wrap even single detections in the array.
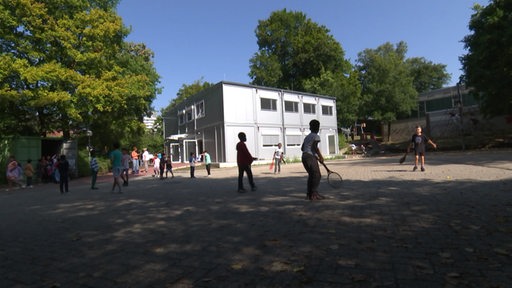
[{"xmin": 163, "ymin": 81, "xmax": 339, "ymax": 166}]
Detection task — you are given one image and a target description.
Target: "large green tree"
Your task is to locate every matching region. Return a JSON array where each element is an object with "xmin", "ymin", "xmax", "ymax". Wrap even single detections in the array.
[
  {"xmin": 461, "ymin": 0, "xmax": 512, "ymax": 116},
  {"xmin": 356, "ymin": 42, "xmax": 418, "ymax": 140},
  {"xmin": 406, "ymin": 57, "xmax": 450, "ymax": 93},
  {"xmin": 303, "ymin": 69, "xmax": 362, "ymax": 128},
  {"xmin": 0, "ymin": 0, "xmax": 159, "ymax": 145},
  {"xmin": 249, "ymin": 9, "xmax": 351, "ymax": 92}
]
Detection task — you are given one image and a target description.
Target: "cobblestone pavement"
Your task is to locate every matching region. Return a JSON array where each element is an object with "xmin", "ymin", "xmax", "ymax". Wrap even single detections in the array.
[{"xmin": 1, "ymin": 150, "xmax": 511, "ymax": 287}]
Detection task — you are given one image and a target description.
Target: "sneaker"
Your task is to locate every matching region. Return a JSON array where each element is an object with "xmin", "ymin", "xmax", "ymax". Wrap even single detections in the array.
[
  {"xmin": 421, "ymin": 166, "xmax": 425, "ymax": 172},
  {"xmin": 413, "ymin": 166, "xmax": 418, "ymax": 172},
  {"xmin": 237, "ymin": 189, "xmax": 247, "ymax": 193}
]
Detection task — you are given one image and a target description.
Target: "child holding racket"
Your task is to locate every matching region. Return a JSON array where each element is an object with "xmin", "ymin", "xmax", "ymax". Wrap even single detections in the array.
[
  {"xmin": 408, "ymin": 125, "xmax": 437, "ymax": 172},
  {"xmin": 301, "ymin": 119, "xmax": 325, "ymax": 200}
]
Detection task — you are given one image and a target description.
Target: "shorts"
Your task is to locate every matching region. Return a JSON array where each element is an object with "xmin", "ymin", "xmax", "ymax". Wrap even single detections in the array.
[{"xmin": 112, "ymin": 167, "xmax": 122, "ymax": 178}]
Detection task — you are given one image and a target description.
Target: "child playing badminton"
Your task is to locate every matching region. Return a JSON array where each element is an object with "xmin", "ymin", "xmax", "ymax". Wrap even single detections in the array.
[{"xmin": 301, "ymin": 119, "xmax": 325, "ymax": 200}]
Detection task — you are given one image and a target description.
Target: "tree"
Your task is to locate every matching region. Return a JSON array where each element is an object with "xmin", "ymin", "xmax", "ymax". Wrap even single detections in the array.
[
  {"xmin": 406, "ymin": 57, "xmax": 450, "ymax": 93},
  {"xmin": 249, "ymin": 9, "xmax": 351, "ymax": 92},
  {"xmin": 356, "ymin": 42, "xmax": 418, "ymax": 140},
  {"xmin": 0, "ymin": 0, "xmax": 160, "ymax": 145},
  {"xmin": 303, "ymin": 69, "xmax": 362, "ymax": 128},
  {"xmin": 161, "ymin": 78, "xmax": 214, "ymax": 115},
  {"xmin": 461, "ymin": 0, "xmax": 512, "ymax": 116}
]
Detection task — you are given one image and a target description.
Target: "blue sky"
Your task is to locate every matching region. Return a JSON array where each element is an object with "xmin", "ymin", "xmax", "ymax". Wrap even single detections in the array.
[{"xmin": 116, "ymin": 0, "xmax": 488, "ymax": 112}]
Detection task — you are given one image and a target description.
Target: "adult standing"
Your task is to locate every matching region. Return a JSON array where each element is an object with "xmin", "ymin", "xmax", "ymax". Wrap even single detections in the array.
[
  {"xmin": 236, "ymin": 132, "xmax": 257, "ymax": 193},
  {"xmin": 408, "ymin": 125, "xmax": 437, "ymax": 172},
  {"xmin": 301, "ymin": 119, "xmax": 324, "ymax": 200},
  {"xmin": 202, "ymin": 150, "xmax": 211, "ymax": 176},
  {"xmin": 131, "ymin": 146, "xmax": 139, "ymax": 174},
  {"xmin": 111, "ymin": 142, "xmax": 123, "ymax": 193},
  {"xmin": 142, "ymin": 148, "xmax": 149, "ymax": 174},
  {"xmin": 57, "ymin": 155, "xmax": 70, "ymax": 194}
]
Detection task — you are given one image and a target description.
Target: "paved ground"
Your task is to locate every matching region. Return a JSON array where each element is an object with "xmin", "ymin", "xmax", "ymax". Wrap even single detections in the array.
[{"xmin": 1, "ymin": 149, "xmax": 511, "ymax": 288}]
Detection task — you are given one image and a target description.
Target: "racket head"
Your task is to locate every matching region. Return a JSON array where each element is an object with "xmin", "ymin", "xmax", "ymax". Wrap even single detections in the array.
[
  {"xmin": 327, "ymin": 171, "xmax": 343, "ymax": 188},
  {"xmin": 399, "ymin": 154, "xmax": 406, "ymax": 164}
]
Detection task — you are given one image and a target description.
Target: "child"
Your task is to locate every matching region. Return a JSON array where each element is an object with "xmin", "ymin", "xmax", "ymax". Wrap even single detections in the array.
[
  {"xmin": 121, "ymin": 148, "xmax": 130, "ymax": 186},
  {"xmin": 159, "ymin": 153, "xmax": 166, "ymax": 180},
  {"xmin": 189, "ymin": 152, "xmax": 196, "ymax": 178},
  {"xmin": 90, "ymin": 150, "xmax": 99, "ymax": 190},
  {"xmin": 153, "ymin": 155, "xmax": 160, "ymax": 178},
  {"xmin": 408, "ymin": 125, "xmax": 437, "ymax": 172},
  {"xmin": 301, "ymin": 119, "xmax": 324, "ymax": 200},
  {"xmin": 272, "ymin": 143, "xmax": 284, "ymax": 174},
  {"xmin": 236, "ymin": 132, "xmax": 257, "ymax": 193},
  {"xmin": 201, "ymin": 150, "xmax": 211, "ymax": 176},
  {"xmin": 165, "ymin": 155, "xmax": 174, "ymax": 178},
  {"xmin": 24, "ymin": 159, "xmax": 34, "ymax": 188}
]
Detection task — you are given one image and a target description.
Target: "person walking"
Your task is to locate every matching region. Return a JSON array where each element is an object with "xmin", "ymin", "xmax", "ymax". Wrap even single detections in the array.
[
  {"xmin": 57, "ymin": 155, "xmax": 69, "ymax": 194},
  {"xmin": 301, "ymin": 119, "xmax": 324, "ymax": 200},
  {"xmin": 159, "ymin": 153, "xmax": 167, "ymax": 180},
  {"xmin": 189, "ymin": 152, "xmax": 196, "ymax": 178},
  {"xmin": 110, "ymin": 142, "xmax": 123, "ymax": 193},
  {"xmin": 165, "ymin": 155, "xmax": 174, "ymax": 178},
  {"xmin": 272, "ymin": 143, "xmax": 284, "ymax": 174},
  {"xmin": 90, "ymin": 150, "xmax": 99, "ymax": 190},
  {"xmin": 202, "ymin": 150, "xmax": 211, "ymax": 176},
  {"xmin": 24, "ymin": 159, "xmax": 34, "ymax": 188},
  {"xmin": 236, "ymin": 132, "xmax": 257, "ymax": 193},
  {"xmin": 408, "ymin": 125, "xmax": 437, "ymax": 172},
  {"xmin": 121, "ymin": 148, "xmax": 130, "ymax": 186},
  {"xmin": 153, "ymin": 155, "xmax": 160, "ymax": 178}
]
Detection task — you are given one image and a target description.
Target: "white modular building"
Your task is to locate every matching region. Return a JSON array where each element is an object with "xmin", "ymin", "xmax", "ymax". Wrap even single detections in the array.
[{"xmin": 163, "ymin": 81, "xmax": 339, "ymax": 166}]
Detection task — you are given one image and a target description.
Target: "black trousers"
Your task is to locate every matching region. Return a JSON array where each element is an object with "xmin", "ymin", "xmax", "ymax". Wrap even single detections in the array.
[
  {"xmin": 238, "ymin": 164, "xmax": 255, "ymax": 190},
  {"xmin": 301, "ymin": 153, "xmax": 321, "ymax": 197}
]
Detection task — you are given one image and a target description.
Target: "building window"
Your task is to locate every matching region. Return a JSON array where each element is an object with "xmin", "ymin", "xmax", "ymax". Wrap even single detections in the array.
[
  {"xmin": 261, "ymin": 98, "xmax": 277, "ymax": 111},
  {"xmin": 303, "ymin": 103, "xmax": 316, "ymax": 114},
  {"xmin": 322, "ymin": 105, "xmax": 333, "ymax": 116},
  {"xmin": 262, "ymin": 135, "xmax": 279, "ymax": 147},
  {"xmin": 286, "ymin": 135, "xmax": 302, "ymax": 147},
  {"xmin": 195, "ymin": 101, "xmax": 205, "ymax": 118},
  {"xmin": 178, "ymin": 113, "xmax": 185, "ymax": 125},
  {"xmin": 186, "ymin": 108, "xmax": 193, "ymax": 122},
  {"xmin": 284, "ymin": 101, "xmax": 299, "ymax": 113}
]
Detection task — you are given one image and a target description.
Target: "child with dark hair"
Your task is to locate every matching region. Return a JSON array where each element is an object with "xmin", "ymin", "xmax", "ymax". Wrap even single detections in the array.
[
  {"xmin": 301, "ymin": 120, "xmax": 324, "ymax": 200},
  {"xmin": 236, "ymin": 132, "xmax": 257, "ymax": 193}
]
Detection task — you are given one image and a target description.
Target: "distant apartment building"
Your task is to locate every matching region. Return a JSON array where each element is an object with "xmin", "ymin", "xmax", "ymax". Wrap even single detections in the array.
[
  {"xmin": 162, "ymin": 81, "xmax": 339, "ymax": 165},
  {"xmin": 143, "ymin": 113, "xmax": 158, "ymax": 130}
]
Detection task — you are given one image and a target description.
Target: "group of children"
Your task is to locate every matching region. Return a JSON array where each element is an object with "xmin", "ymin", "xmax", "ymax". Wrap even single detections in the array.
[
  {"xmin": 151, "ymin": 152, "xmax": 174, "ymax": 179},
  {"xmin": 5, "ymin": 154, "xmax": 70, "ymax": 194}
]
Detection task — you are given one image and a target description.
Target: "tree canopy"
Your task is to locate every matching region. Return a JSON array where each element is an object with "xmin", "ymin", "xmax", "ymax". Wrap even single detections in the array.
[
  {"xmin": 0, "ymin": 0, "xmax": 160, "ymax": 146},
  {"xmin": 356, "ymin": 42, "xmax": 418, "ymax": 123},
  {"xmin": 249, "ymin": 9, "xmax": 351, "ymax": 92},
  {"xmin": 461, "ymin": 0, "xmax": 512, "ymax": 116}
]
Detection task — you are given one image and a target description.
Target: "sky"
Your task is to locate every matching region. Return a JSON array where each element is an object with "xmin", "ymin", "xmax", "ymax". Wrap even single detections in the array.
[{"xmin": 116, "ymin": 0, "xmax": 489, "ymax": 112}]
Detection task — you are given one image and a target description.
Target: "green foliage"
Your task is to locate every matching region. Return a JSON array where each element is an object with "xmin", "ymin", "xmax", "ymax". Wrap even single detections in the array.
[
  {"xmin": 356, "ymin": 42, "xmax": 418, "ymax": 123},
  {"xmin": 461, "ymin": 0, "xmax": 512, "ymax": 116},
  {"xmin": 162, "ymin": 78, "xmax": 214, "ymax": 115},
  {"xmin": 406, "ymin": 57, "xmax": 451, "ymax": 93},
  {"xmin": 303, "ymin": 69, "xmax": 362, "ymax": 127},
  {"xmin": 0, "ymin": 0, "xmax": 160, "ymax": 142},
  {"xmin": 249, "ymin": 9, "xmax": 351, "ymax": 92}
]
